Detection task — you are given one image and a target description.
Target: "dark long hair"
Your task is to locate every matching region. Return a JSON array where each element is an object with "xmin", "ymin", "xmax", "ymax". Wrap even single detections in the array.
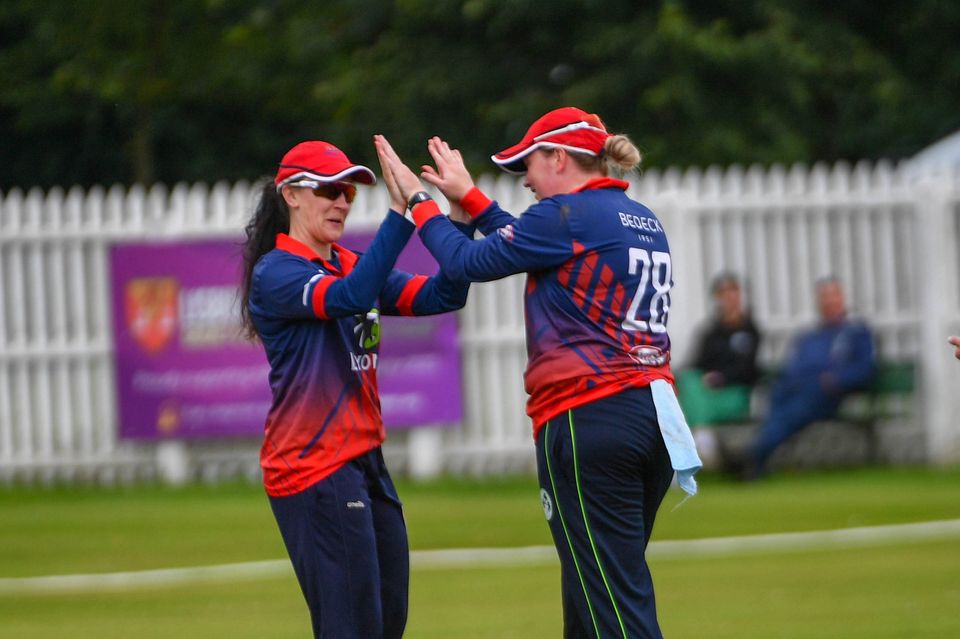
[{"xmin": 240, "ymin": 180, "xmax": 290, "ymax": 340}]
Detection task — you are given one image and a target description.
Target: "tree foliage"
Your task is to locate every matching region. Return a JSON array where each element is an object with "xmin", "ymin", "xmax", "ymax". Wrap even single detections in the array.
[{"xmin": 1, "ymin": 0, "xmax": 958, "ymax": 190}]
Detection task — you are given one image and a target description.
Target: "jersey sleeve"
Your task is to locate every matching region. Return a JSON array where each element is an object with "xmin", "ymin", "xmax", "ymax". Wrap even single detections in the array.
[
  {"xmin": 459, "ymin": 187, "xmax": 518, "ymax": 236},
  {"xmin": 378, "ymin": 269, "xmax": 469, "ymax": 316},
  {"xmin": 475, "ymin": 203, "xmax": 518, "ymax": 237},
  {"xmin": 415, "ymin": 198, "xmax": 575, "ymax": 282},
  {"xmin": 253, "ymin": 211, "xmax": 414, "ymax": 321},
  {"xmin": 378, "ymin": 218, "xmax": 473, "ymax": 316}
]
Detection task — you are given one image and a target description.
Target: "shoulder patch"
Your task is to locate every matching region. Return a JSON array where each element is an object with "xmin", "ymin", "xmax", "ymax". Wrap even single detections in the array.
[{"xmin": 301, "ymin": 271, "xmax": 326, "ymax": 307}]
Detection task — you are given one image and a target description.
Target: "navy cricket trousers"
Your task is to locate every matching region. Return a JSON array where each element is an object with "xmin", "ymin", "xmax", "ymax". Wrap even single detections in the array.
[
  {"xmin": 269, "ymin": 447, "xmax": 409, "ymax": 639},
  {"xmin": 536, "ymin": 386, "xmax": 674, "ymax": 639}
]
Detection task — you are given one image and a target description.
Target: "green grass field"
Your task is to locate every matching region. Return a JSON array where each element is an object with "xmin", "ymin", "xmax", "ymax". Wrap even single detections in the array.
[{"xmin": 2, "ymin": 466, "xmax": 959, "ymax": 638}]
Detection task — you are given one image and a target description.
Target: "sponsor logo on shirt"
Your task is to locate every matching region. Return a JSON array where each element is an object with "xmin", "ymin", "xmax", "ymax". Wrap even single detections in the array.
[
  {"xmin": 618, "ymin": 211, "xmax": 663, "ymax": 234},
  {"xmin": 350, "ymin": 310, "xmax": 381, "ymax": 372},
  {"xmin": 354, "ymin": 308, "xmax": 381, "ymax": 349},
  {"xmin": 350, "ymin": 352, "xmax": 379, "ymax": 371},
  {"xmin": 628, "ymin": 345, "xmax": 669, "ymax": 367},
  {"xmin": 498, "ymin": 225, "xmax": 515, "ymax": 242}
]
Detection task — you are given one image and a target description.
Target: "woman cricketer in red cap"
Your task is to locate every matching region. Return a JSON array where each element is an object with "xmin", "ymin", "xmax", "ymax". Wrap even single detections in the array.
[
  {"xmin": 239, "ymin": 140, "xmax": 472, "ymax": 638},
  {"xmin": 376, "ymin": 107, "xmax": 701, "ymax": 639}
]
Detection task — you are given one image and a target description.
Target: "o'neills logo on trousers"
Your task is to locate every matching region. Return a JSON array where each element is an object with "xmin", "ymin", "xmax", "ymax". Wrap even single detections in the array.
[{"xmin": 350, "ymin": 352, "xmax": 379, "ymax": 371}]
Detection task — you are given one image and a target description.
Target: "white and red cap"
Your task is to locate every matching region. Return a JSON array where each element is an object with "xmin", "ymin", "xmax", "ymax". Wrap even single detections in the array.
[
  {"xmin": 274, "ymin": 141, "xmax": 376, "ymax": 191},
  {"xmin": 491, "ymin": 107, "xmax": 611, "ymax": 174}
]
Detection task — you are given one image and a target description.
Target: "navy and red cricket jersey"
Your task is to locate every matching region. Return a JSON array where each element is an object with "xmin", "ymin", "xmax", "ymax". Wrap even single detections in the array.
[
  {"xmin": 249, "ymin": 211, "xmax": 468, "ymax": 496},
  {"xmin": 414, "ymin": 179, "xmax": 675, "ymax": 433}
]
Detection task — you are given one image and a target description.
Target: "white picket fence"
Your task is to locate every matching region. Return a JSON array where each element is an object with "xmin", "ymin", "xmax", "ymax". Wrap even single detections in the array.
[{"xmin": 1, "ymin": 161, "xmax": 959, "ymax": 484}]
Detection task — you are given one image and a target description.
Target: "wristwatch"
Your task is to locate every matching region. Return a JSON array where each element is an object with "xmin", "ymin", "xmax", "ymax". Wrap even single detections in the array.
[{"xmin": 406, "ymin": 191, "xmax": 433, "ymax": 210}]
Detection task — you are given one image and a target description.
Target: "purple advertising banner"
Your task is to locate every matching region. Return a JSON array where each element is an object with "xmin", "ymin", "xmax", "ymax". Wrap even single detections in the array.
[{"xmin": 110, "ymin": 230, "xmax": 463, "ymax": 440}]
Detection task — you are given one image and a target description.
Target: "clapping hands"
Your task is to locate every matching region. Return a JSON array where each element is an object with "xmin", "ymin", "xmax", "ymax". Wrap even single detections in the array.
[
  {"xmin": 374, "ymin": 134, "xmax": 474, "ymax": 224},
  {"xmin": 374, "ymin": 134, "xmax": 424, "ymax": 213},
  {"xmin": 421, "ymin": 136, "xmax": 476, "ymax": 203}
]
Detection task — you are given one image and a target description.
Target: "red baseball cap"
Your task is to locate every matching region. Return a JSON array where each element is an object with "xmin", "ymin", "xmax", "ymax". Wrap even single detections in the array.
[
  {"xmin": 274, "ymin": 141, "xmax": 376, "ymax": 190},
  {"xmin": 491, "ymin": 107, "xmax": 611, "ymax": 174}
]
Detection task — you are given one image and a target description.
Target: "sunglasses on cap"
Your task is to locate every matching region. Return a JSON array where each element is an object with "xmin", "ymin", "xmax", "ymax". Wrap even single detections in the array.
[{"xmin": 287, "ymin": 179, "xmax": 358, "ymax": 203}]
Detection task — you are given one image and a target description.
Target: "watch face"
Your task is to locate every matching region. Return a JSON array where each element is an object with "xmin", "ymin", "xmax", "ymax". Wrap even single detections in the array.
[{"xmin": 408, "ymin": 192, "xmax": 431, "ymax": 207}]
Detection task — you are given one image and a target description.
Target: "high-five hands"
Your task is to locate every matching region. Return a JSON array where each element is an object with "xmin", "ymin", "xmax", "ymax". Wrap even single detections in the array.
[
  {"xmin": 374, "ymin": 135, "xmax": 425, "ymax": 207},
  {"xmin": 421, "ymin": 136, "xmax": 476, "ymax": 203},
  {"xmin": 374, "ymin": 135, "xmax": 473, "ymax": 224},
  {"xmin": 373, "ymin": 135, "xmax": 407, "ymax": 213}
]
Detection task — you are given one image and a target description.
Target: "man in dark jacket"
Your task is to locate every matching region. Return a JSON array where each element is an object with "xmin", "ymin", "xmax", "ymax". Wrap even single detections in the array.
[{"xmin": 747, "ymin": 277, "xmax": 875, "ymax": 478}]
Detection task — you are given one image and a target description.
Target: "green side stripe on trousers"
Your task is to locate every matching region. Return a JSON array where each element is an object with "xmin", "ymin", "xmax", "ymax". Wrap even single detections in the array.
[
  {"xmin": 544, "ymin": 421, "xmax": 601, "ymax": 638},
  {"xmin": 567, "ymin": 410, "xmax": 629, "ymax": 639}
]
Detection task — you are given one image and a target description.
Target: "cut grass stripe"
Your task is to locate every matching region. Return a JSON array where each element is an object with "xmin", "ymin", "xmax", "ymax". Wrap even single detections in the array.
[
  {"xmin": 2, "ymin": 518, "xmax": 959, "ymax": 595},
  {"xmin": 648, "ymin": 517, "xmax": 960, "ymax": 558}
]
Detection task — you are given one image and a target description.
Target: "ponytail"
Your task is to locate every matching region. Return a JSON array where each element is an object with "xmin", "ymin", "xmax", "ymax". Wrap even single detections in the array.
[
  {"xmin": 567, "ymin": 133, "xmax": 642, "ymax": 177},
  {"xmin": 602, "ymin": 134, "xmax": 642, "ymax": 177},
  {"xmin": 239, "ymin": 181, "xmax": 289, "ymax": 340}
]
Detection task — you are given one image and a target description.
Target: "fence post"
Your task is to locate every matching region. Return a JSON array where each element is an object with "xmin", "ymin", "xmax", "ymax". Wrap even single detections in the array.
[
  {"xmin": 914, "ymin": 175, "xmax": 960, "ymax": 464},
  {"xmin": 156, "ymin": 439, "xmax": 191, "ymax": 485},
  {"xmin": 407, "ymin": 426, "xmax": 443, "ymax": 479}
]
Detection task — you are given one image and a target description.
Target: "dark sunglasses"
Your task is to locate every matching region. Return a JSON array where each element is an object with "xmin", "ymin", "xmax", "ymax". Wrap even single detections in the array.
[{"xmin": 289, "ymin": 180, "xmax": 357, "ymax": 203}]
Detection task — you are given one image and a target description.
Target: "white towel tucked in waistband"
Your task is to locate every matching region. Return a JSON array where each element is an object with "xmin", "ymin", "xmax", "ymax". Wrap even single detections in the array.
[{"xmin": 650, "ymin": 379, "xmax": 702, "ymax": 496}]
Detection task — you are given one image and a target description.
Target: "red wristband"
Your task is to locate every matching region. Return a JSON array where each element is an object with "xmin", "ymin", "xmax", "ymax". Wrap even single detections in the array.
[
  {"xmin": 460, "ymin": 187, "xmax": 493, "ymax": 218},
  {"xmin": 411, "ymin": 199, "xmax": 443, "ymax": 228}
]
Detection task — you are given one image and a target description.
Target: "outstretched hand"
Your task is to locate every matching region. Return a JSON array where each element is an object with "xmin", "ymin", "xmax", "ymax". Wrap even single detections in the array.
[
  {"xmin": 374, "ymin": 136, "xmax": 406, "ymax": 213},
  {"xmin": 949, "ymin": 335, "xmax": 960, "ymax": 360},
  {"xmin": 421, "ymin": 136, "xmax": 476, "ymax": 203},
  {"xmin": 374, "ymin": 135, "xmax": 425, "ymax": 206}
]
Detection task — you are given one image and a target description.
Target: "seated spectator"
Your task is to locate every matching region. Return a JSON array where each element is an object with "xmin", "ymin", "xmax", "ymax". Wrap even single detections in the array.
[
  {"xmin": 743, "ymin": 277, "xmax": 875, "ymax": 479},
  {"xmin": 679, "ymin": 273, "xmax": 761, "ymax": 422},
  {"xmin": 678, "ymin": 273, "xmax": 761, "ymax": 467}
]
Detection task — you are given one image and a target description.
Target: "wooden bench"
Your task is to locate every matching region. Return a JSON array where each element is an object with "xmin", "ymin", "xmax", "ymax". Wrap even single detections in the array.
[{"xmin": 695, "ymin": 361, "xmax": 915, "ymax": 469}]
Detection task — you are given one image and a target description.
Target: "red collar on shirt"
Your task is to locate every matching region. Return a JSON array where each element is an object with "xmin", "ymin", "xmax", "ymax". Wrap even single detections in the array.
[
  {"xmin": 274, "ymin": 233, "xmax": 358, "ymax": 275},
  {"xmin": 572, "ymin": 177, "xmax": 629, "ymax": 193}
]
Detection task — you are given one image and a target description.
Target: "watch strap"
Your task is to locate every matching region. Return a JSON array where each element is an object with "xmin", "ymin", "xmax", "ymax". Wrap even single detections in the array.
[{"xmin": 406, "ymin": 191, "xmax": 433, "ymax": 210}]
